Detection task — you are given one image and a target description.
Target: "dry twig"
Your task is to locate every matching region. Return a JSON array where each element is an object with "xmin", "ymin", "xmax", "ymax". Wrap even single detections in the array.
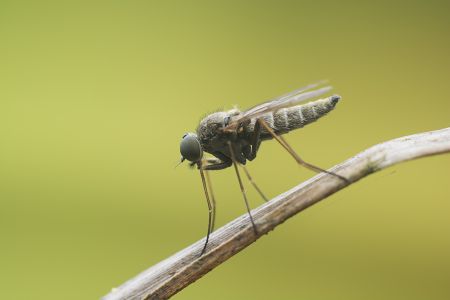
[{"xmin": 102, "ymin": 127, "xmax": 450, "ymax": 300}]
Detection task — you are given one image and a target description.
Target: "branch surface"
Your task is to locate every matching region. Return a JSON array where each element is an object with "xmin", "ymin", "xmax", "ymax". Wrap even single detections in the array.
[{"xmin": 102, "ymin": 127, "xmax": 450, "ymax": 300}]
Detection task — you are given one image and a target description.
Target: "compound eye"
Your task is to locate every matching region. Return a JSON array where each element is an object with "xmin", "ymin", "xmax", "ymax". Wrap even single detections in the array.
[{"xmin": 180, "ymin": 133, "xmax": 203, "ymax": 162}]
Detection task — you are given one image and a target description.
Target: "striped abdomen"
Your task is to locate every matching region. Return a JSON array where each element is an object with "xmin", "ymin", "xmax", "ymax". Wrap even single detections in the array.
[{"xmin": 251, "ymin": 95, "xmax": 341, "ymax": 139}]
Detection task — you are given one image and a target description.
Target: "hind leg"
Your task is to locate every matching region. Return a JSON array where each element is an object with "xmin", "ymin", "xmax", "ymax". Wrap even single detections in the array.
[
  {"xmin": 245, "ymin": 119, "xmax": 262, "ymax": 161},
  {"xmin": 257, "ymin": 118, "xmax": 350, "ymax": 184}
]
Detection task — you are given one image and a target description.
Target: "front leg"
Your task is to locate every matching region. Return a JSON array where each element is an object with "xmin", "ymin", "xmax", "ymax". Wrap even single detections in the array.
[
  {"xmin": 202, "ymin": 157, "xmax": 232, "ymax": 170},
  {"xmin": 201, "ymin": 152, "xmax": 232, "ymax": 170}
]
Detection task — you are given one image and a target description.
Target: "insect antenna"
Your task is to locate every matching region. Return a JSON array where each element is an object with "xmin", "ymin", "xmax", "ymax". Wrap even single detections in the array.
[
  {"xmin": 174, "ymin": 158, "xmax": 184, "ymax": 169},
  {"xmin": 258, "ymin": 119, "xmax": 350, "ymax": 184},
  {"xmin": 198, "ymin": 162, "xmax": 214, "ymax": 256},
  {"xmin": 227, "ymin": 142, "xmax": 258, "ymax": 235},
  {"xmin": 240, "ymin": 165, "xmax": 269, "ymax": 202}
]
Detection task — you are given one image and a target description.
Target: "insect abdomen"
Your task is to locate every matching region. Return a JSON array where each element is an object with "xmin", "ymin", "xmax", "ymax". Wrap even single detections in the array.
[{"xmin": 271, "ymin": 95, "xmax": 341, "ymax": 134}]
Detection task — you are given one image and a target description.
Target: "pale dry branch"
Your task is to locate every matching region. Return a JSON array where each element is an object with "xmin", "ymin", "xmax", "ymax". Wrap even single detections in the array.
[{"xmin": 102, "ymin": 127, "xmax": 450, "ymax": 300}]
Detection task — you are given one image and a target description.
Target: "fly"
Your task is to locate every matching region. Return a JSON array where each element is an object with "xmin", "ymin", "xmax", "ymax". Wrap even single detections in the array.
[{"xmin": 179, "ymin": 81, "xmax": 349, "ymax": 255}]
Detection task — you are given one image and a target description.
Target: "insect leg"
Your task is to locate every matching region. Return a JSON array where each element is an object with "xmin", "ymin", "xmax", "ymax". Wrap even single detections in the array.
[
  {"xmin": 241, "ymin": 164, "xmax": 269, "ymax": 202},
  {"xmin": 257, "ymin": 119, "xmax": 350, "ymax": 184},
  {"xmin": 202, "ymin": 152, "xmax": 232, "ymax": 170},
  {"xmin": 227, "ymin": 142, "xmax": 258, "ymax": 235},
  {"xmin": 204, "ymin": 170, "xmax": 216, "ymax": 233},
  {"xmin": 198, "ymin": 162, "xmax": 213, "ymax": 256},
  {"xmin": 246, "ymin": 118, "xmax": 262, "ymax": 161},
  {"xmin": 202, "ymin": 159, "xmax": 232, "ymax": 170}
]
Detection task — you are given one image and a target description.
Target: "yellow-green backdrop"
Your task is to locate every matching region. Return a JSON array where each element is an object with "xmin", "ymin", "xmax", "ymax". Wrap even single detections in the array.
[{"xmin": 1, "ymin": 1, "xmax": 449, "ymax": 299}]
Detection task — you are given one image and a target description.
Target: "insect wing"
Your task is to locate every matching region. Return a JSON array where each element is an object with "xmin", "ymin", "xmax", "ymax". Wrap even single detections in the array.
[
  {"xmin": 225, "ymin": 84, "xmax": 333, "ymax": 129},
  {"xmin": 240, "ymin": 80, "xmax": 327, "ymax": 116}
]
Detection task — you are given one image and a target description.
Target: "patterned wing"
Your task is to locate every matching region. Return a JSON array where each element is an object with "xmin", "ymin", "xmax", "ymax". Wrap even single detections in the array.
[{"xmin": 225, "ymin": 82, "xmax": 333, "ymax": 129}]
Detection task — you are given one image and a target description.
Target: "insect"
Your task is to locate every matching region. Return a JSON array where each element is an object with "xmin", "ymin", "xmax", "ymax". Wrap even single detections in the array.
[{"xmin": 179, "ymin": 81, "xmax": 349, "ymax": 255}]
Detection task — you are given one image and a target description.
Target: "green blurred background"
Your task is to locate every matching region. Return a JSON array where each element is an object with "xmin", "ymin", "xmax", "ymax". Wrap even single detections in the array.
[{"xmin": 1, "ymin": 1, "xmax": 450, "ymax": 299}]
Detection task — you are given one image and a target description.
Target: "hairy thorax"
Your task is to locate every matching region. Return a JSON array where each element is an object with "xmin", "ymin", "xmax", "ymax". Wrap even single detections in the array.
[{"xmin": 196, "ymin": 109, "xmax": 241, "ymax": 153}]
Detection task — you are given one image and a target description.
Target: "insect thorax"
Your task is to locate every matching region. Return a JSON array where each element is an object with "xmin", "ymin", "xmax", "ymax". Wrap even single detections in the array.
[{"xmin": 196, "ymin": 109, "xmax": 240, "ymax": 152}]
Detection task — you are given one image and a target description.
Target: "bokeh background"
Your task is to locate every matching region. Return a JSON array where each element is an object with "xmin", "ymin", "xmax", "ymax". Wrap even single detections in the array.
[{"xmin": 1, "ymin": 1, "xmax": 450, "ymax": 299}]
